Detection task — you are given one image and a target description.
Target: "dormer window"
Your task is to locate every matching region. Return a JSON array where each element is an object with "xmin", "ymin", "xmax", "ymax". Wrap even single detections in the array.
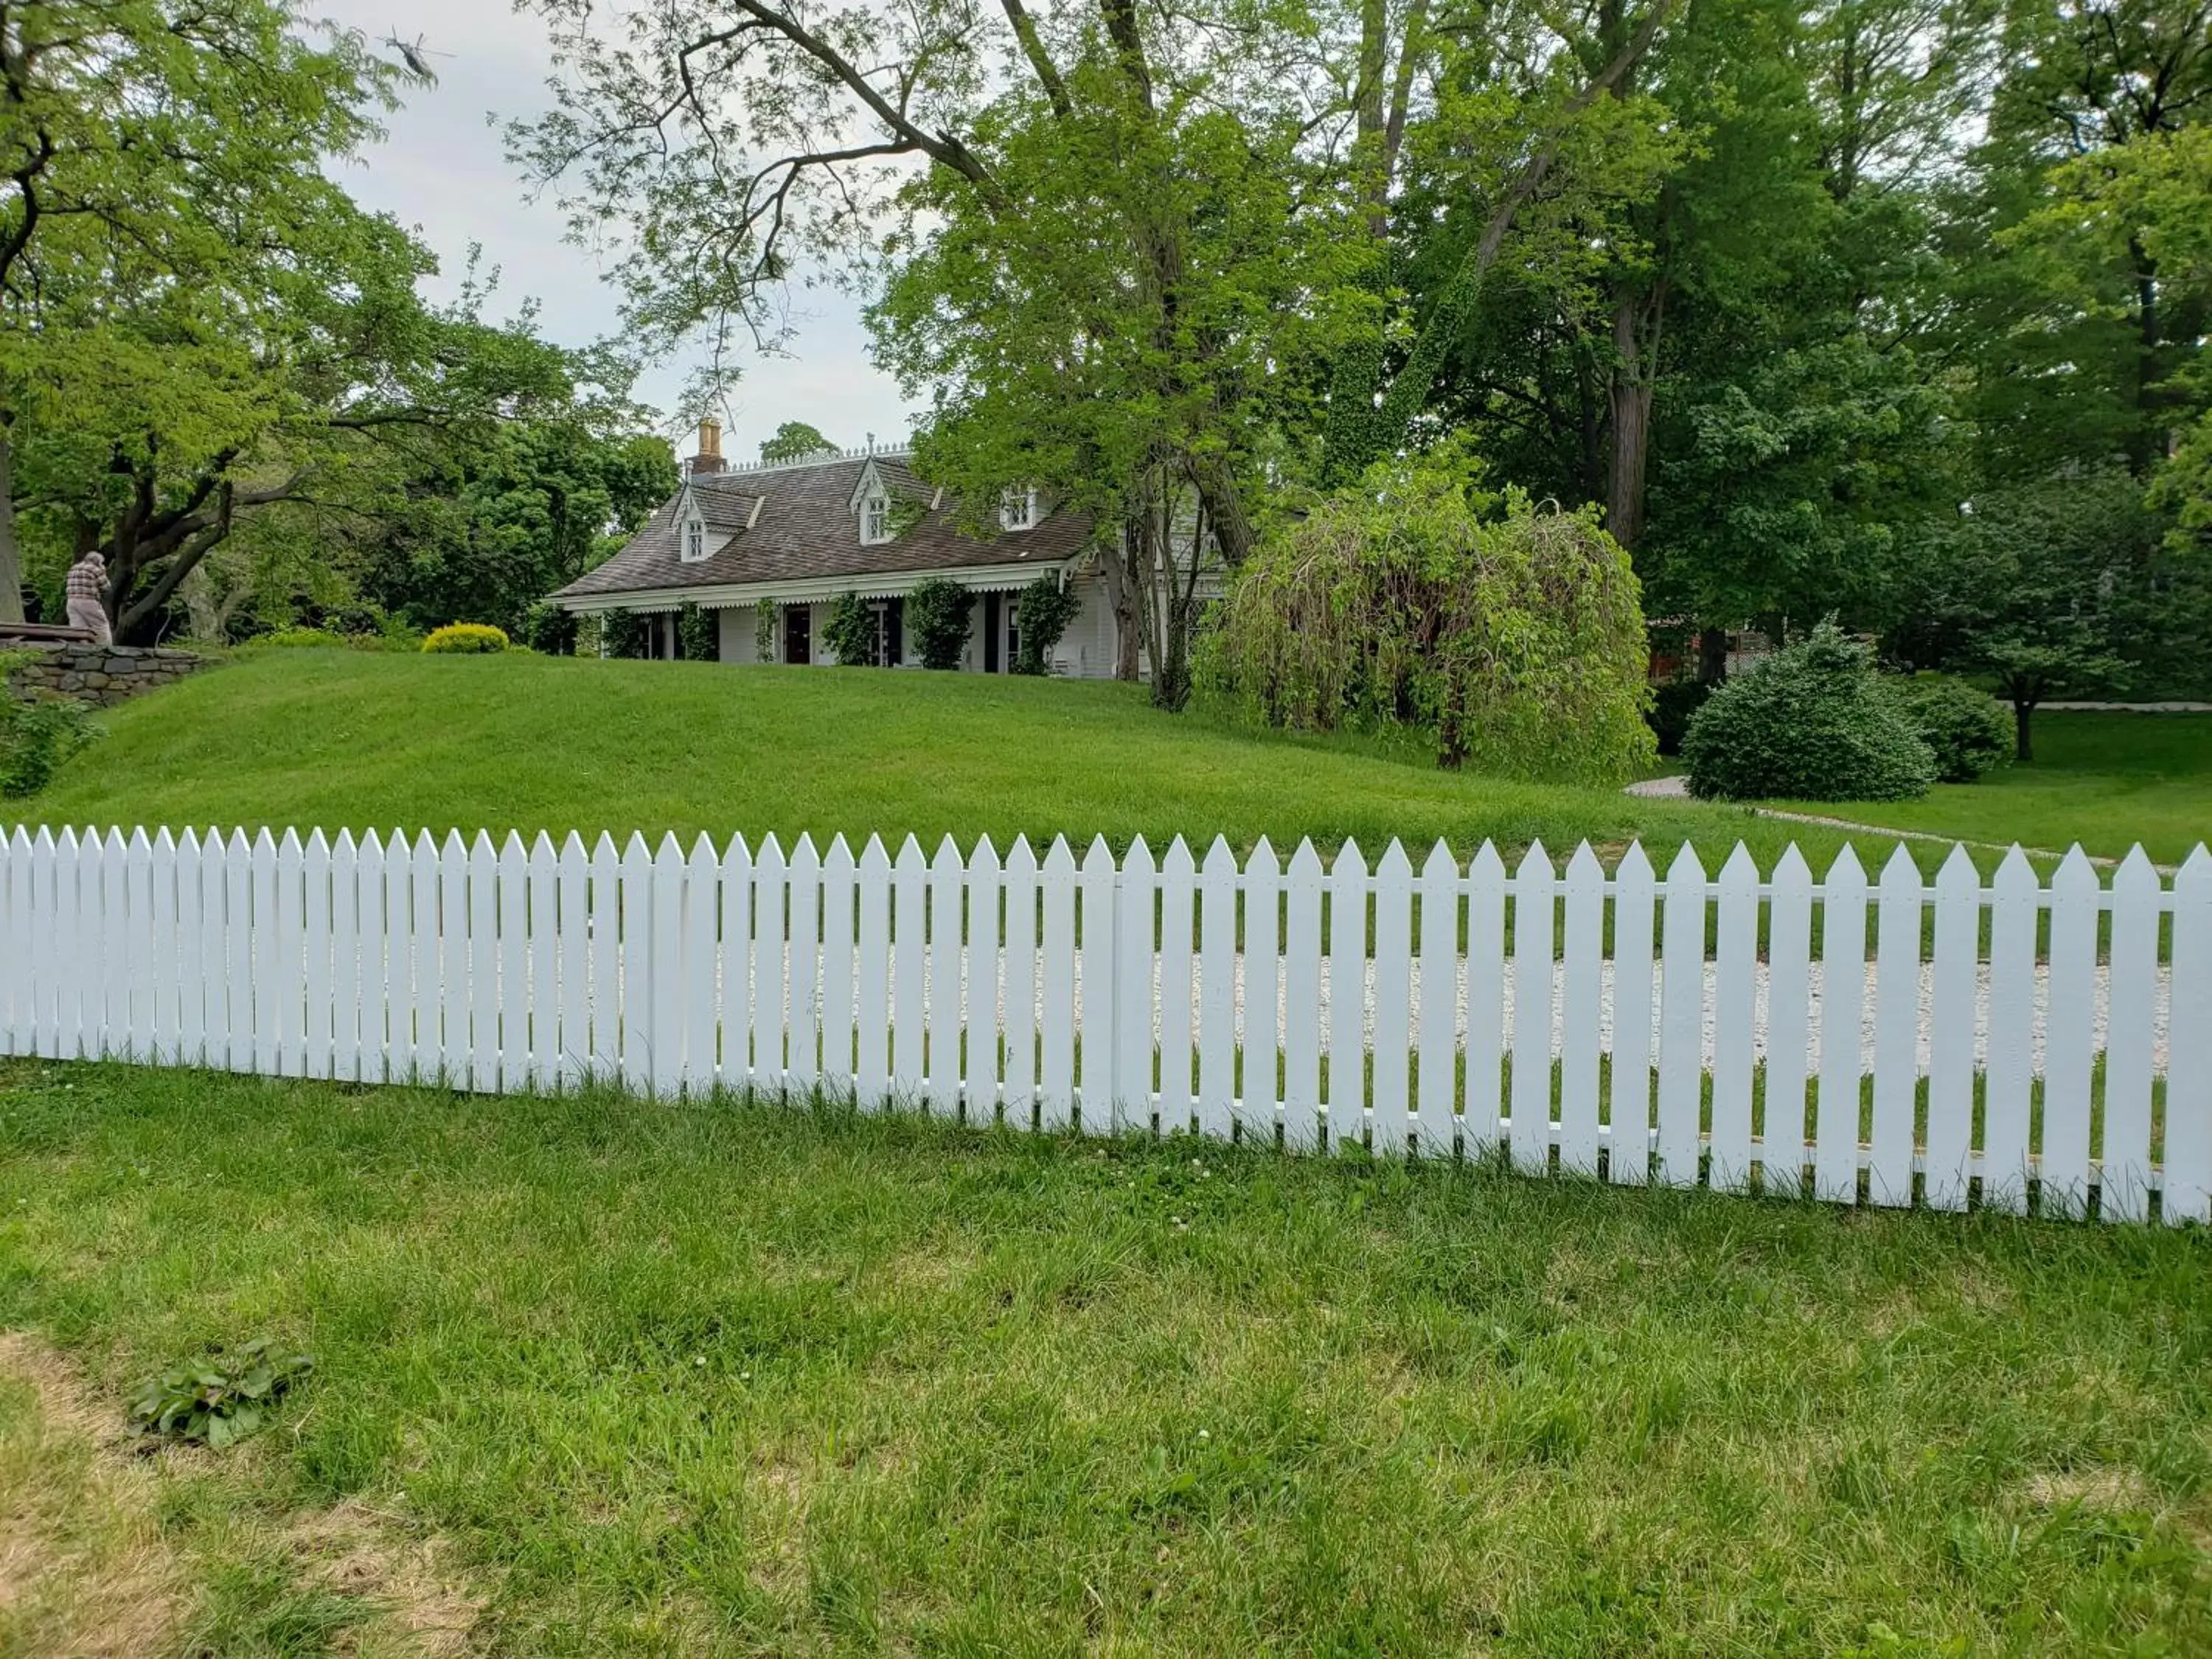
[
  {"xmin": 1000, "ymin": 487, "xmax": 1037, "ymax": 532},
  {"xmin": 683, "ymin": 518, "xmax": 706, "ymax": 563},
  {"xmin": 862, "ymin": 493, "xmax": 891, "ymax": 546}
]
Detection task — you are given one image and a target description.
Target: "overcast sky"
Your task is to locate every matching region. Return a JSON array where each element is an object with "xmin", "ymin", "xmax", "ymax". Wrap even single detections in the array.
[{"xmin": 319, "ymin": 0, "xmax": 918, "ymax": 462}]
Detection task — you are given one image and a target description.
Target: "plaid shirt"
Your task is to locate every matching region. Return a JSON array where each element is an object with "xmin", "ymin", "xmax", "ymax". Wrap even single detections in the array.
[{"xmin": 66, "ymin": 555, "xmax": 105, "ymax": 605}]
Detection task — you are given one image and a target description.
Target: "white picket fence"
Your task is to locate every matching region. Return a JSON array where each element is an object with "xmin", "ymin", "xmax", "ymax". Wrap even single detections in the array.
[{"xmin": 2, "ymin": 824, "xmax": 2208, "ymax": 1222}]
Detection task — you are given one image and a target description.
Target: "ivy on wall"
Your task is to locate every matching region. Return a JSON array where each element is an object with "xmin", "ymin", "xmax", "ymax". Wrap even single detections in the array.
[
  {"xmin": 677, "ymin": 602, "xmax": 717, "ymax": 661},
  {"xmin": 1015, "ymin": 579, "xmax": 1080, "ymax": 675}
]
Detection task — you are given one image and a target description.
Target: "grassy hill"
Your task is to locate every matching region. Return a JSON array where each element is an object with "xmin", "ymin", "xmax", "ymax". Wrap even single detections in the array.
[
  {"xmin": 4, "ymin": 644, "xmax": 2126, "ymax": 872},
  {"xmin": 7, "ymin": 647, "xmax": 1857, "ymax": 867}
]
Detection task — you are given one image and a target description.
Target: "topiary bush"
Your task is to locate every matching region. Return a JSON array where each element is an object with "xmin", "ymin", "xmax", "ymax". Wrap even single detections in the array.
[
  {"xmin": 907, "ymin": 577, "xmax": 972, "ymax": 671},
  {"xmin": 422, "ymin": 623, "xmax": 511, "ymax": 655},
  {"xmin": 1682, "ymin": 622, "xmax": 1935, "ymax": 801},
  {"xmin": 244, "ymin": 626, "xmax": 350, "ymax": 650},
  {"xmin": 1889, "ymin": 675, "xmax": 2012, "ymax": 783}
]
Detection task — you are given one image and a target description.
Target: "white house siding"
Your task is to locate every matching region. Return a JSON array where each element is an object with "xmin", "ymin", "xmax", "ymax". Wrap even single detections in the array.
[
  {"xmin": 1050, "ymin": 574, "xmax": 1121, "ymax": 678},
  {"xmin": 717, "ymin": 605, "xmax": 757, "ymax": 664}
]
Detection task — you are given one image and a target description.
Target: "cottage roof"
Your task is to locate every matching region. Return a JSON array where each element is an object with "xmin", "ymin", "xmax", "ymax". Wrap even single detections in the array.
[{"xmin": 551, "ymin": 451, "xmax": 1093, "ymax": 604}]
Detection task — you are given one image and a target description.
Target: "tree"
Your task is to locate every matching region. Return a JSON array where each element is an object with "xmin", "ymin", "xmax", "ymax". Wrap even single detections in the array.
[
  {"xmin": 759, "ymin": 421, "xmax": 836, "ymax": 462},
  {"xmin": 1896, "ymin": 469, "xmax": 2150, "ymax": 760},
  {"xmin": 0, "ymin": 0, "xmax": 399, "ymax": 623},
  {"xmin": 1198, "ymin": 442, "xmax": 1655, "ymax": 779},
  {"xmin": 349, "ymin": 414, "xmax": 675, "ymax": 640}
]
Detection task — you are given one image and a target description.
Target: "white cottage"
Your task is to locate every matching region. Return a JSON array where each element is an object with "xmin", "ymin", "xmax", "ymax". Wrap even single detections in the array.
[{"xmin": 547, "ymin": 421, "xmax": 1126, "ymax": 675}]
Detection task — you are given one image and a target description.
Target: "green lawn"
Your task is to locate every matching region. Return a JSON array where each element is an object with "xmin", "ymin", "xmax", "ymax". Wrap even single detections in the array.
[
  {"xmin": 3, "ymin": 1061, "xmax": 2210, "ymax": 1654},
  {"xmin": 1763, "ymin": 712, "xmax": 2212, "ymax": 866},
  {"xmin": 0, "ymin": 647, "xmax": 1933, "ymax": 874}
]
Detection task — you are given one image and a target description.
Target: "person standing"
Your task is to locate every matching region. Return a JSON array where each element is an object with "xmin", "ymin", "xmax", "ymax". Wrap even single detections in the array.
[{"xmin": 65, "ymin": 548, "xmax": 111, "ymax": 645}]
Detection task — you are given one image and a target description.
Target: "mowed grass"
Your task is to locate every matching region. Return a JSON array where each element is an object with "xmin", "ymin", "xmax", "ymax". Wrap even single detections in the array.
[
  {"xmin": 6, "ymin": 647, "xmax": 1888, "ymax": 871},
  {"xmin": 1763, "ymin": 712, "xmax": 2212, "ymax": 866},
  {"xmin": 4, "ymin": 1060, "xmax": 2211, "ymax": 1654}
]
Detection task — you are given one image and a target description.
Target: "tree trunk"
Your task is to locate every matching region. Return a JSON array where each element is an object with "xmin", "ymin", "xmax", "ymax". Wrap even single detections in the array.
[
  {"xmin": 1099, "ymin": 537, "xmax": 1144, "ymax": 681},
  {"xmin": 2013, "ymin": 698, "xmax": 2034, "ymax": 764},
  {"xmin": 0, "ymin": 433, "xmax": 21, "ymax": 625},
  {"xmin": 1697, "ymin": 625, "xmax": 1729, "ymax": 684},
  {"xmin": 1607, "ymin": 311, "xmax": 1655, "ymax": 550}
]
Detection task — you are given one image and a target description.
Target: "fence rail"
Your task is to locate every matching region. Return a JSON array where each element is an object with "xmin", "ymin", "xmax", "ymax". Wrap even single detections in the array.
[{"xmin": 4, "ymin": 824, "xmax": 2209, "ymax": 1224}]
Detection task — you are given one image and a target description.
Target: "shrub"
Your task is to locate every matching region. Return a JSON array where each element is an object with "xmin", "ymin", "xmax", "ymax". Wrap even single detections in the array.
[
  {"xmin": 907, "ymin": 577, "xmax": 972, "ymax": 671},
  {"xmin": 246, "ymin": 626, "xmax": 349, "ymax": 650},
  {"xmin": 0, "ymin": 686, "xmax": 99, "ymax": 798},
  {"xmin": 755, "ymin": 600, "xmax": 779, "ymax": 663},
  {"xmin": 1015, "ymin": 578, "xmax": 1081, "ymax": 675},
  {"xmin": 1682, "ymin": 622, "xmax": 1936, "ymax": 801},
  {"xmin": 1196, "ymin": 442, "xmax": 1655, "ymax": 781},
  {"xmin": 599, "ymin": 609, "xmax": 652, "ymax": 659},
  {"xmin": 1889, "ymin": 675, "xmax": 2012, "ymax": 783},
  {"xmin": 824, "ymin": 592, "xmax": 877, "ymax": 666},
  {"xmin": 521, "ymin": 603, "xmax": 578, "ymax": 655},
  {"xmin": 129, "ymin": 1337, "xmax": 313, "ymax": 1449},
  {"xmin": 422, "ymin": 623, "xmax": 510, "ymax": 655}
]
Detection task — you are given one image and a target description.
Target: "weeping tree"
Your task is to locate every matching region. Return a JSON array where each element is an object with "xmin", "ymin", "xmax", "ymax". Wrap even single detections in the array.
[{"xmin": 1198, "ymin": 443, "xmax": 1655, "ymax": 780}]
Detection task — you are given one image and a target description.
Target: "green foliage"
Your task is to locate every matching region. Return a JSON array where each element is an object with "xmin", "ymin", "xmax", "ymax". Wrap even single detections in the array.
[
  {"xmin": 128, "ymin": 1337, "xmax": 313, "ymax": 1450},
  {"xmin": 243, "ymin": 627, "xmax": 351, "ymax": 650},
  {"xmin": 599, "ymin": 610, "xmax": 652, "ymax": 660},
  {"xmin": 1890, "ymin": 676, "xmax": 2013, "ymax": 784},
  {"xmin": 422, "ymin": 623, "xmax": 511, "ymax": 655},
  {"xmin": 1646, "ymin": 680, "xmax": 1712, "ymax": 758},
  {"xmin": 1015, "ymin": 580, "xmax": 1080, "ymax": 675},
  {"xmin": 352, "ymin": 421, "xmax": 678, "ymax": 642},
  {"xmin": 1198, "ymin": 445, "xmax": 1655, "ymax": 782},
  {"xmin": 677, "ymin": 602, "xmax": 717, "ymax": 662},
  {"xmin": 759, "ymin": 421, "xmax": 836, "ymax": 463},
  {"xmin": 905, "ymin": 579, "xmax": 971, "ymax": 671},
  {"xmin": 1682, "ymin": 623, "xmax": 1935, "ymax": 801},
  {"xmin": 1891, "ymin": 468, "xmax": 2150, "ymax": 758},
  {"xmin": 521, "ymin": 603, "xmax": 579, "ymax": 656},
  {"xmin": 0, "ymin": 686, "xmax": 100, "ymax": 797},
  {"xmin": 754, "ymin": 601, "xmax": 779, "ymax": 663},
  {"xmin": 823, "ymin": 593, "xmax": 877, "ymax": 667}
]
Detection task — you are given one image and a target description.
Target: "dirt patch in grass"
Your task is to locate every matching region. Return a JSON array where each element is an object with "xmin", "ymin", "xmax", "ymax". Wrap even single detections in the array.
[
  {"xmin": 285, "ymin": 1500, "xmax": 486, "ymax": 1657},
  {"xmin": 2014, "ymin": 1466, "xmax": 2158, "ymax": 1512},
  {"xmin": 0, "ymin": 1331, "xmax": 488, "ymax": 1657},
  {"xmin": 0, "ymin": 1332, "xmax": 188, "ymax": 1657}
]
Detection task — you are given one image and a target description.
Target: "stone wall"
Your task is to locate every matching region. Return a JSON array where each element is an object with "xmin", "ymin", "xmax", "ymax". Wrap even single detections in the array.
[{"xmin": 4, "ymin": 644, "xmax": 207, "ymax": 707}]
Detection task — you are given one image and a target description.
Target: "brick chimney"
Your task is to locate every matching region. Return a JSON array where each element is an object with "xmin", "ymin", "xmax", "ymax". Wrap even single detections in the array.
[{"xmin": 688, "ymin": 417, "xmax": 726, "ymax": 476}]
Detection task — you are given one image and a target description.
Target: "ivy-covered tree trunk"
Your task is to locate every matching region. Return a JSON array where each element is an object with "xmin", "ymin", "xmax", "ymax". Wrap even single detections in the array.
[{"xmin": 0, "ymin": 434, "xmax": 21, "ymax": 624}]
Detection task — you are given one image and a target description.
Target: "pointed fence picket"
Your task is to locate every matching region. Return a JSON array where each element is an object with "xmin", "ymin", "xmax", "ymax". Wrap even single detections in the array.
[
  {"xmin": 1510, "ymin": 842, "xmax": 1556, "ymax": 1175},
  {"xmin": 4, "ymin": 823, "xmax": 2207, "ymax": 1224},
  {"xmin": 965, "ymin": 837, "xmax": 1004, "ymax": 1128},
  {"xmin": 1329, "ymin": 841, "xmax": 1368, "ymax": 1155},
  {"xmin": 1003, "ymin": 837, "xmax": 1040, "ymax": 1127}
]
